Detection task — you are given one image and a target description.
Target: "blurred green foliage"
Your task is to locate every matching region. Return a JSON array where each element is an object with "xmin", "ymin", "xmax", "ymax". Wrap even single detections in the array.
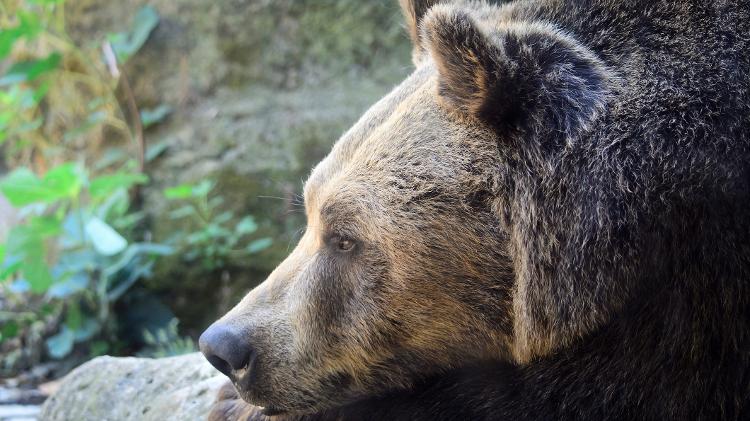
[
  {"xmin": 163, "ymin": 180, "xmax": 272, "ymax": 271},
  {"xmin": 137, "ymin": 318, "xmax": 195, "ymax": 358},
  {"xmin": 1, "ymin": 0, "xmax": 411, "ymax": 379},
  {"xmin": 0, "ymin": 0, "xmax": 268, "ymax": 375},
  {"xmin": 0, "ymin": 162, "xmax": 172, "ymax": 360}
]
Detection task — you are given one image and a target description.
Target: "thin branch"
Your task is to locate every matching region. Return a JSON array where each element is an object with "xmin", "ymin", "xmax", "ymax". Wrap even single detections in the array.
[{"xmin": 102, "ymin": 41, "xmax": 145, "ymax": 173}]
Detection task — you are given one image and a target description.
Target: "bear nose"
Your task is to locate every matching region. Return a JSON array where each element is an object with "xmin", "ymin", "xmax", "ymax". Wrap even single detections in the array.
[{"xmin": 199, "ymin": 322, "xmax": 253, "ymax": 377}]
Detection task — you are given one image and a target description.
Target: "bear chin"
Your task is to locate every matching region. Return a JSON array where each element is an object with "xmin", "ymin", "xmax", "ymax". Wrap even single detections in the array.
[{"xmin": 208, "ymin": 382, "xmax": 270, "ymax": 421}]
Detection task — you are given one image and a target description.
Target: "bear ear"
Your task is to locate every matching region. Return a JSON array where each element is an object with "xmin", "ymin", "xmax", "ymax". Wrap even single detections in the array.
[
  {"xmin": 422, "ymin": 8, "xmax": 611, "ymax": 136},
  {"xmin": 399, "ymin": 0, "xmax": 447, "ymax": 63}
]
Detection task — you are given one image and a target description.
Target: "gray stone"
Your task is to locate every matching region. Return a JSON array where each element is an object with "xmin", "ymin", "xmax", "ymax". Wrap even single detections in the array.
[{"xmin": 39, "ymin": 353, "xmax": 224, "ymax": 421}]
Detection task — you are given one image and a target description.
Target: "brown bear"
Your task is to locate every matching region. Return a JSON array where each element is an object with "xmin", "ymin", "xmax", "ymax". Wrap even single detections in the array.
[{"xmin": 199, "ymin": 0, "xmax": 750, "ymax": 419}]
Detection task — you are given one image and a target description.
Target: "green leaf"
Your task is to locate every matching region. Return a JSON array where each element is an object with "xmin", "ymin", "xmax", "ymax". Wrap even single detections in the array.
[
  {"xmin": 48, "ymin": 273, "xmax": 88, "ymax": 298},
  {"xmin": 6, "ymin": 224, "xmax": 39, "ymax": 254},
  {"xmin": 27, "ymin": 216, "xmax": 62, "ymax": 237},
  {"xmin": 0, "ymin": 52, "xmax": 61, "ymax": 86},
  {"xmin": 0, "ymin": 168, "xmax": 44, "ymax": 206},
  {"xmin": 0, "ymin": 320, "xmax": 19, "ymax": 342},
  {"xmin": 236, "ymin": 216, "xmax": 258, "ymax": 235},
  {"xmin": 7, "ymin": 225, "xmax": 54, "ymax": 293},
  {"xmin": 0, "ymin": 244, "xmax": 5, "ymax": 265},
  {"xmin": 168, "ymin": 205, "xmax": 196, "ymax": 219},
  {"xmin": 0, "ymin": 260, "xmax": 22, "ymax": 282},
  {"xmin": 247, "ymin": 237, "xmax": 272, "ymax": 254},
  {"xmin": 108, "ymin": 5, "xmax": 160, "ymax": 62},
  {"xmin": 27, "ymin": 0, "xmax": 65, "ymax": 4},
  {"xmin": 0, "ymin": 164, "xmax": 82, "ymax": 206},
  {"xmin": 46, "ymin": 327, "xmax": 75, "ymax": 359},
  {"xmin": 43, "ymin": 163, "xmax": 83, "ymax": 199},
  {"xmin": 24, "ymin": 253, "xmax": 54, "ymax": 293},
  {"xmin": 192, "ymin": 180, "xmax": 213, "ymax": 197},
  {"xmin": 163, "ymin": 184, "xmax": 194, "ymax": 200},
  {"xmin": 89, "ymin": 340, "xmax": 109, "ymax": 357},
  {"xmin": 101, "ymin": 242, "xmax": 172, "ymax": 279},
  {"xmin": 65, "ymin": 301, "xmax": 82, "ymax": 331},
  {"xmin": 0, "ymin": 12, "xmax": 42, "ymax": 60},
  {"xmin": 85, "ymin": 217, "xmax": 127, "ymax": 256},
  {"xmin": 140, "ymin": 104, "xmax": 172, "ymax": 128},
  {"xmin": 145, "ymin": 140, "xmax": 169, "ymax": 162},
  {"xmin": 129, "ymin": 6, "xmax": 160, "ymax": 54},
  {"xmin": 73, "ymin": 318, "xmax": 100, "ymax": 343},
  {"xmin": 0, "ymin": 28, "xmax": 24, "ymax": 61},
  {"xmin": 90, "ymin": 172, "xmax": 148, "ymax": 199}
]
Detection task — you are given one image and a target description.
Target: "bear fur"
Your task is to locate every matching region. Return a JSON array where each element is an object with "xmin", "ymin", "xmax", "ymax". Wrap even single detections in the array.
[{"xmin": 203, "ymin": 0, "xmax": 750, "ymax": 419}]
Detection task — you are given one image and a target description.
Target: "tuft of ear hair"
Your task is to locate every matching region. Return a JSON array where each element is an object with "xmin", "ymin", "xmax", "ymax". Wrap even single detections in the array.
[
  {"xmin": 422, "ymin": 7, "xmax": 612, "ymax": 137},
  {"xmin": 399, "ymin": 0, "xmax": 447, "ymax": 63}
]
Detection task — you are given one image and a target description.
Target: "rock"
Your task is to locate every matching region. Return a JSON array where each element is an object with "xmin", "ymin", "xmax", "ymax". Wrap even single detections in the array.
[{"xmin": 39, "ymin": 353, "xmax": 224, "ymax": 421}]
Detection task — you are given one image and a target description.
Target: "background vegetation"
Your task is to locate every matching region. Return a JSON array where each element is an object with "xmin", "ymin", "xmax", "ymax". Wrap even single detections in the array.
[{"xmin": 0, "ymin": 0, "xmax": 410, "ymax": 385}]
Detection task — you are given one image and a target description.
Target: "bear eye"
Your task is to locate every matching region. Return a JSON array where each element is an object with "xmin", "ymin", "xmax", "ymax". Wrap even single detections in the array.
[{"xmin": 335, "ymin": 237, "xmax": 356, "ymax": 252}]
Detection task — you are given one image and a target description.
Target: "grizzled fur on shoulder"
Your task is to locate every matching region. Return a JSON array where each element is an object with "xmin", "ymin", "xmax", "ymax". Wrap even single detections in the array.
[{"xmin": 204, "ymin": 0, "xmax": 750, "ymax": 420}]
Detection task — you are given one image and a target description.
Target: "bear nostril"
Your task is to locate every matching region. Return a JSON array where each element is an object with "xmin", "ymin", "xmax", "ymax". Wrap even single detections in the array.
[
  {"xmin": 199, "ymin": 322, "xmax": 254, "ymax": 378},
  {"xmin": 205, "ymin": 354, "xmax": 233, "ymax": 378}
]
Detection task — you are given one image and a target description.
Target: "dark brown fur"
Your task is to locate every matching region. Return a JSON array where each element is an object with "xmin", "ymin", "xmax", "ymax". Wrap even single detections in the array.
[{"xmin": 204, "ymin": 0, "xmax": 750, "ymax": 419}]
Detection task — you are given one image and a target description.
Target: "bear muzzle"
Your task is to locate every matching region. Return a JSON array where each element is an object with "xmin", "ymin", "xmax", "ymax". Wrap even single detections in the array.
[{"xmin": 199, "ymin": 322, "xmax": 257, "ymax": 380}]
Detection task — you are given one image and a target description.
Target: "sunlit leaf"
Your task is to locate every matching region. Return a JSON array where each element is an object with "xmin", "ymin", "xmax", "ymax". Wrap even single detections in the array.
[
  {"xmin": 90, "ymin": 172, "xmax": 148, "ymax": 199},
  {"xmin": 163, "ymin": 184, "xmax": 193, "ymax": 200},
  {"xmin": 27, "ymin": 216, "xmax": 62, "ymax": 237},
  {"xmin": 5, "ymin": 224, "xmax": 54, "ymax": 293},
  {"xmin": 0, "ymin": 168, "xmax": 44, "ymax": 206},
  {"xmin": 43, "ymin": 163, "xmax": 83, "ymax": 199},
  {"xmin": 0, "ymin": 12, "xmax": 42, "ymax": 60},
  {"xmin": 0, "ymin": 164, "xmax": 82, "ymax": 206},
  {"xmin": 85, "ymin": 217, "xmax": 127, "ymax": 256},
  {"xmin": 0, "ymin": 52, "xmax": 61, "ymax": 86},
  {"xmin": 24, "ymin": 253, "xmax": 54, "ymax": 293},
  {"xmin": 0, "ymin": 28, "xmax": 24, "ymax": 60}
]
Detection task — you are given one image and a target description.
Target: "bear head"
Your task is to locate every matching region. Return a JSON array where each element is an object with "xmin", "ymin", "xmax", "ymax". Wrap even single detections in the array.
[{"xmin": 200, "ymin": 0, "xmax": 612, "ymax": 415}]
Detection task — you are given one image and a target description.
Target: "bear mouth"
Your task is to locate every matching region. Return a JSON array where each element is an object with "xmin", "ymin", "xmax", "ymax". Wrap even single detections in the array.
[{"xmin": 233, "ymin": 370, "xmax": 295, "ymax": 415}]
